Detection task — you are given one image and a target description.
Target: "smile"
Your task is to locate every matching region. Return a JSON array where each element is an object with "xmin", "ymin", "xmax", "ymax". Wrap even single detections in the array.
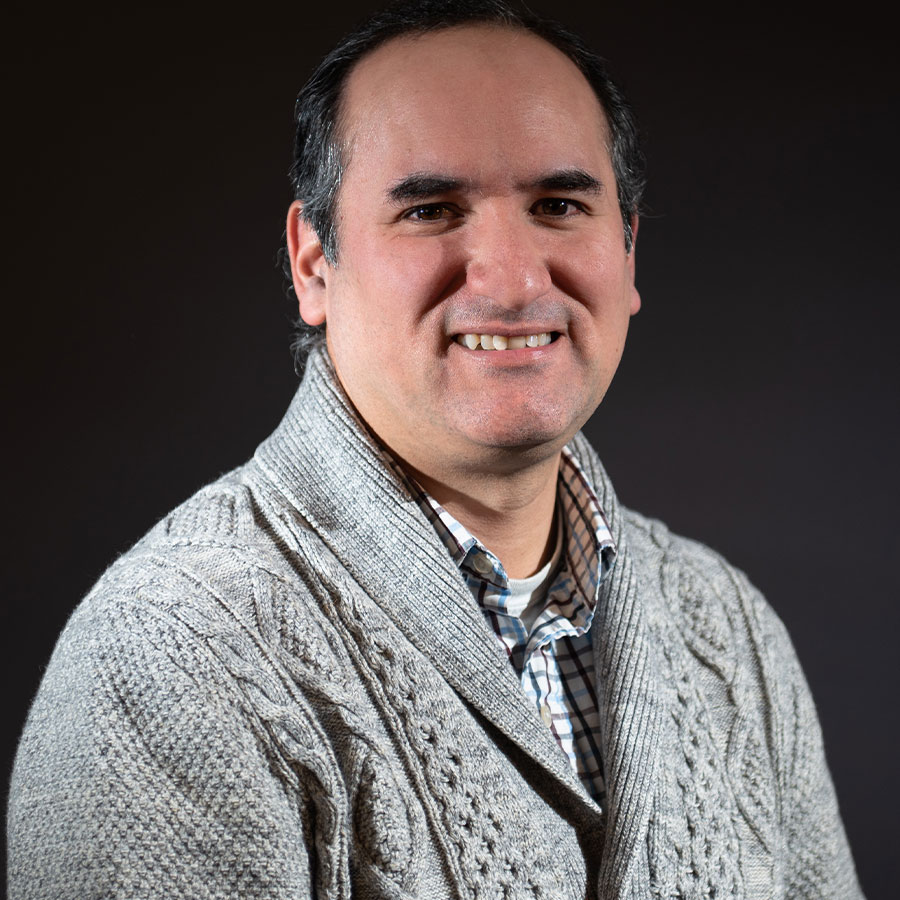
[{"xmin": 455, "ymin": 332, "xmax": 556, "ymax": 350}]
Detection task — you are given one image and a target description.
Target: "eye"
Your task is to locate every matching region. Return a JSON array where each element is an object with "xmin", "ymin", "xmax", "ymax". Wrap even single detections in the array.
[
  {"xmin": 404, "ymin": 203, "xmax": 459, "ymax": 221},
  {"xmin": 531, "ymin": 198, "xmax": 583, "ymax": 217}
]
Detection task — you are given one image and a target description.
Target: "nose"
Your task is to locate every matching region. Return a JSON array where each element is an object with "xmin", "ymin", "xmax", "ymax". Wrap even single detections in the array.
[{"xmin": 464, "ymin": 210, "xmax": 552, "ymax": 308}]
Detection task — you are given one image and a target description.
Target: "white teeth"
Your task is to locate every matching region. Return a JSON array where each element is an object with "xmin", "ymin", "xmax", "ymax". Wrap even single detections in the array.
[{"xmin": 457, "ymin": 332, "xmax": 554, "ymax": 351}]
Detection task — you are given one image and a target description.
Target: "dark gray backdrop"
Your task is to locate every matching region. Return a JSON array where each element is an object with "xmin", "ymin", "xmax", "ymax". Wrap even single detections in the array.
[{"xmin": 5, "ymin": 1, "xmax": 897, "ymax": 894}]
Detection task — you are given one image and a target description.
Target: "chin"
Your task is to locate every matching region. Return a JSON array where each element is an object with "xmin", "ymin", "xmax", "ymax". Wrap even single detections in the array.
[
  {"xmin": 459, "ymin": 417, "xmax": 578, "ymax": 457},
  {"xmin": 461, "ymin": 394, "xmax": 592, "ymax": 446}
]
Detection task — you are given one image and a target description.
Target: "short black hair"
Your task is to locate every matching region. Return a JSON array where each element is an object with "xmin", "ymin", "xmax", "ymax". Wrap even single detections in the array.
[{"xmin": 280, "ymin": 0, "xmax": 645, "ymax": 371}]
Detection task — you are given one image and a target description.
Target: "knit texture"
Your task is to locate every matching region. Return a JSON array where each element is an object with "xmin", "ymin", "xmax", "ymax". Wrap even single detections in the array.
[{"xmin": 8, "ymin": 348, "xmax": 864, "ymax": 899}]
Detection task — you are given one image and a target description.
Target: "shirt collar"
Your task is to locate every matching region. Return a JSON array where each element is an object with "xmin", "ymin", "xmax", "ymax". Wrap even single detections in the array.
[{"xmin": 387, "ymin": 446, "xmax": 617, "ymax": 627}]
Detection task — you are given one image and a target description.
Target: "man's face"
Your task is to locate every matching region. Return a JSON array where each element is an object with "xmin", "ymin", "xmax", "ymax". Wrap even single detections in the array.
[{"xmin": 291, "ymin": 25, "xmax": 640, "ymax": 479}]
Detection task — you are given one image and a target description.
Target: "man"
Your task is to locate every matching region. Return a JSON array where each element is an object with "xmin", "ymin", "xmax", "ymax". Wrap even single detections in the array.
[{"xmin": 8, "ymin": 1, "xmax": 863, "ymax": 897}]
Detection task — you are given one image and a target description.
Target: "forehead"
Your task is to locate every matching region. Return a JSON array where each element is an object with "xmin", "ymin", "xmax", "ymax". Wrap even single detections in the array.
[{"xmin": 338, "ymin": 25, "xmax": 611, "ymax": 185}]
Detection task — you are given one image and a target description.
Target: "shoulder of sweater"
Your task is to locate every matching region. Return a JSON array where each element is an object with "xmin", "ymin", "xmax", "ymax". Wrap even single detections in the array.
[
  {"xmin": 24, "ymin": 463, "xmax": 359, "ymax": 805},
  {"xmin": 566, "ymin": 430, "xmax": 785, "ymax": 649},
  {"xmin": 27, "ymin": 460, "xmax": 367, "ymax": 779},
  {"xmin": 621, "ymin": 505, "xmax": 755, "ymax": 600},
  {"xmin": 62, "ymin": 463, "xmax": 332, "ymax": 671},
  {"xmin": 620, "ymin": 504, "xmax": 805, "ymax": 705},
  {"xmin": 562, "ymin": 432, "xmax": 799, "ymax": 667}
]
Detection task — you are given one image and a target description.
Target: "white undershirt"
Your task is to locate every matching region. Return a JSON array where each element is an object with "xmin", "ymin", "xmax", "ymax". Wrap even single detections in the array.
[{"xmin": 504, "ymin": 509, "xmax": 565, "ymax": 634}]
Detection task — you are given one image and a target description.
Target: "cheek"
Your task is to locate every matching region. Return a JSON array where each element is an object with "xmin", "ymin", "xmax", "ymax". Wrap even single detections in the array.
[
  {"xmin": 376, "ymin": 239, "xmax": 464, "ymax": 331},
  {"xmin": 557, "ymin": 242, "xmax": 631, "ymax": 316},
  {"xmin": 561, "ymin": 250, "xmax": 634, "ymax": 374},
  {"xmin": 326, "ymin": 245, "xmax": 460, "ymax": 377}
]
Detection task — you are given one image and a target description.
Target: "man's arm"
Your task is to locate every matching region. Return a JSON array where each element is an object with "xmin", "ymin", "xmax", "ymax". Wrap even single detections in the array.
[
  {"xmin": 754, "ymin": 597, "xmax": 865, "ymax": 899},
  {"xmin": 8, "ymin": 587, "xmax": 316, "ymax": 900}
]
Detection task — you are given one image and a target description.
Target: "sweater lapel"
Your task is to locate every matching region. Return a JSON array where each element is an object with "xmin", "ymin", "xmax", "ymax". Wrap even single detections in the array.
[
  {"xmin": 253, "ymin": 350, "xmax": 599, "ymax": 817},
  {"xmin": 570, "ymin": 434, "xmax": 664, "ymax": 897}
]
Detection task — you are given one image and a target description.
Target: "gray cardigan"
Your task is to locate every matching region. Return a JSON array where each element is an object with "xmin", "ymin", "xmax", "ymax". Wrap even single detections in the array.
[{"xmin": 8, "ymin": 349, "xmax": 863, "ymax": 899}]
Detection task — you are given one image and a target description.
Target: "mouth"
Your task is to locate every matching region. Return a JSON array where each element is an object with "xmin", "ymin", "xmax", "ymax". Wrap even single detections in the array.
[{"xmin": 454, "ymin": 332, "xmax": 559, "ymax": 351}]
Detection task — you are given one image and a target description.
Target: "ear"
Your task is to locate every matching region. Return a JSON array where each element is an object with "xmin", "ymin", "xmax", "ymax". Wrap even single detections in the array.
[
  {"xmin": 286, "ymin": 200, "xmax": 329, "ymax": 326},
  {"xmin": 626, "ymin": 214, "xmax": 641, "ymax": 315}
]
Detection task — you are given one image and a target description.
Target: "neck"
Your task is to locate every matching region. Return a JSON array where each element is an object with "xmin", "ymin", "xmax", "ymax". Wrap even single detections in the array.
[{"xmin": 408, "ymin": 452, "xmax": 562, "ymax": 579}]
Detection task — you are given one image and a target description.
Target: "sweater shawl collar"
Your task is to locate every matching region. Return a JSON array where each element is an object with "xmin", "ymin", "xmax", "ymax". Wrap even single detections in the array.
[{"xmin": 252, "ymin": 347, "xmax": 664, "ymax": 895}]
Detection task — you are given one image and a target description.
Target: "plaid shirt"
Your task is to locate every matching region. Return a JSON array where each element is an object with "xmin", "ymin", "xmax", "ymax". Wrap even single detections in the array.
[{"xmin": 394, "ymin": 448, "xmax": 615, "ymax": 806}]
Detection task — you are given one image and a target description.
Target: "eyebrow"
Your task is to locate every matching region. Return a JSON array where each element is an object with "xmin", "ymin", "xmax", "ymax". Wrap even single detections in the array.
[
  {"xmin": 526, "ymin": 169, "xmax": 604, "ymax": 195},
  {"xmin": 386, "ymin": 174, "xmax": 469, "ymax": 205},
  {"xmin": 385, "ymin": 167, "xmax": 605, "ymax": 205}
]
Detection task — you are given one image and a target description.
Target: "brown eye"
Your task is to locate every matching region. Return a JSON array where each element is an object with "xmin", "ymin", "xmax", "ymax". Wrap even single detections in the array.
[
  {"xmin": 408, "ymin": 204, "xmax": 452, "ymax": 220},
  {"xmin": 533, "ymin": 198, "xmax": 578, "ymax": 216}
]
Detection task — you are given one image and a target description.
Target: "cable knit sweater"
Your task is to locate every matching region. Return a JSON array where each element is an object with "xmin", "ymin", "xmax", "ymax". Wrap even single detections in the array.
[{"xmin": 8, "ymin": 349, "xmax": 863, "ymax": 899}]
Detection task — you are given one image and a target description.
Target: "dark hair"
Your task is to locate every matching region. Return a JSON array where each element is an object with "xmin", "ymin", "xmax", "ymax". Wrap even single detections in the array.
[{"xmin": 280, "ymin": 0, "xmax": 645, "ymax": 372}]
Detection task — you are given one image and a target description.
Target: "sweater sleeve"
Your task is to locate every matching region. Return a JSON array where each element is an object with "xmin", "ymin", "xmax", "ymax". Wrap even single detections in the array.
[
  {"xmin": 8, "ymin": 587, "xmax": 316, "ymax": 900},
  {"xmin": 752, "ymin": 594, "xmax": 865, "ymax": 899}
]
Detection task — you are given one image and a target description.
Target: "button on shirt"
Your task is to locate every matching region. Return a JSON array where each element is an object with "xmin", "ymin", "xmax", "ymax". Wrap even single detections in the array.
[{"xmin": 398, "ymin": 447, "xmax": 616, "ymax": 805}]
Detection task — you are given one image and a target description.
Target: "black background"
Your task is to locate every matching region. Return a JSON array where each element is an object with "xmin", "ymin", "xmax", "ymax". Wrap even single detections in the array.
[{"xmin": 5, "ymin": 1, "xmax": 897, "ymax": 894}]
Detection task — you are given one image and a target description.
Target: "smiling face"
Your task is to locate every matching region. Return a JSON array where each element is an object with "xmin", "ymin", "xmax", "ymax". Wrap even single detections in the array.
[{"xmin": 288, "ymin": 25, "xmax": 640, "ymax": 479}]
